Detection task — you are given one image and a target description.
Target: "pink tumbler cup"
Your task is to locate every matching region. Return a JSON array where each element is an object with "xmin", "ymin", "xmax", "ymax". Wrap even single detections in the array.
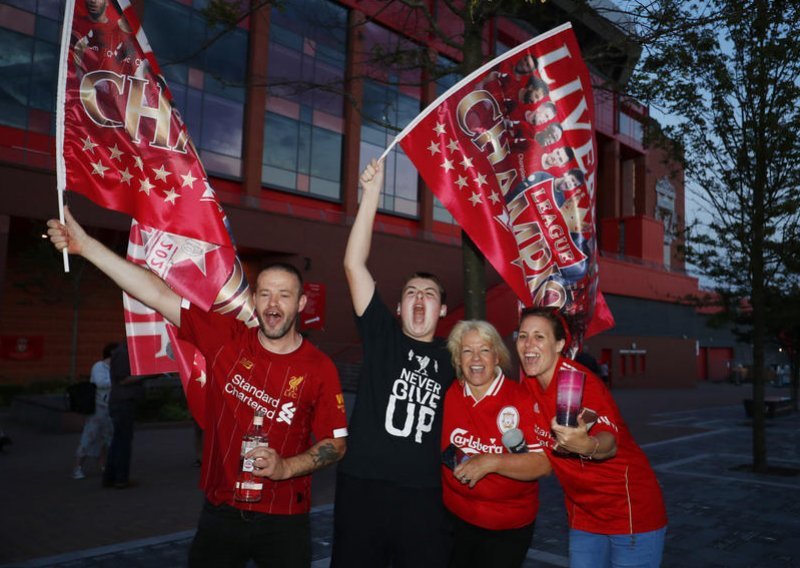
[{"xmin": 556, "ymin": 369, "xmax": 585, "ymax": 427}]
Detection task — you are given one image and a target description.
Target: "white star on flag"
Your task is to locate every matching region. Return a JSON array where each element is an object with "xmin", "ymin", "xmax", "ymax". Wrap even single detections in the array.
[
  {"xmin": 469, "ymin": 192, "xmax": 483, "ymax": 206},
  {"xmin": 447, "ymin": 139, "xmax": 459, "ymax": 152},
  {"xmin": 82, "ymin": 136, "xmax": 98, "ymax": 153},
  {"xmin": 91, "ymin": 159, "xmax": 109, "ymax": 177},
  {"xmin": 433, "ymin": 123, "xmax": 447, "ymax": 135},
  {"xmin": 455, "ymin": 176, "xmax": 468, "ymax": 189},
  {"xmin": 181, "ymin": 171, "xmax": 197, "ymax": 188},
  {"xmin": 133, "ymin": 156, "xmax": 144, "ymax": 170},
  {"xmin": 153, "ymin": 164, "xmax": 171, "ymax": 182},
  {"xmin": 441, "ymin": 158, "xmax": 454, "ymax": 172},
  {"xmin": 489, "ymin": 191, "xmax": 501, "ymax": 204},
  {"xmin": 427, "ymin": 141, "xmax": 441, "ymax": 155},
  {"xmin": 474, "ymin": 173, "xmax": 488, "ymax": 187},
  {"xmin": 163, "ymin": 187, "xmax": 180, "ymax": 204},
  {"xmin": 108, "ymin": 144, "xmax": 124, "ymax": 161},
  {"xmin": 195, "ymin": 370, "xmax": 206, "ymax": 387},
  {"xmin": 139, "ymin": 177, "xmax": 154, "ymax": 195},
  {"xmin": 460, "ymin": 156, "xmax": 474, "ymax": 169},
  {"xmin": 119, "ymin": 167, "xmax": 133, "ymax": 185}
]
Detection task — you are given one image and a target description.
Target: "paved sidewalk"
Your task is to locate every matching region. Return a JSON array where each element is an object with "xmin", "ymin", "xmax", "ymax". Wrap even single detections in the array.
[{"xmin": 1, "ymin": 382, "xmax": 797, "ymax": 567}]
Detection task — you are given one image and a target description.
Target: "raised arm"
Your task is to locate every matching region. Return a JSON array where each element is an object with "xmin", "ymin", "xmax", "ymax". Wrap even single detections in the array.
[
  {"xmin": 47, "ymin": 206, "xmax": 182, "ymax": 326},
  {"xmin": 343, "ymin": 159, "xmax": 384, "ymax": 316}
]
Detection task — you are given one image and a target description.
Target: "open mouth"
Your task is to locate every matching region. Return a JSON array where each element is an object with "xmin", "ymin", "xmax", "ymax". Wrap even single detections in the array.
[
  {"xmin": 264, "ymin": 309, "xmax": 283, "ymax": 327},
  {"xmin": 522, "ymin": 352, "xmax": 541, "ymax": 369}
]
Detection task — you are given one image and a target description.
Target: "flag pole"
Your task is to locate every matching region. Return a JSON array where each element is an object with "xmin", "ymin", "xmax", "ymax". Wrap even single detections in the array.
[{"xmin": 55, "ymin": 0, "xmax": 76, "ymax": 272}]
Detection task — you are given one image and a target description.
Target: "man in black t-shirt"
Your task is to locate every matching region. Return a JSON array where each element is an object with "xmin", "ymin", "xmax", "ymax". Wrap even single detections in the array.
[{"xmin": 332, "ymin": 159, "xmax": 455, "ymax": 567}]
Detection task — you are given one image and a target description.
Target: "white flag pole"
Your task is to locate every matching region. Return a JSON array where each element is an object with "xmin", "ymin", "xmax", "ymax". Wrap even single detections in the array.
[{"xmin": 55, "ymin": 0, "xmax": 77, "ymax": 272}]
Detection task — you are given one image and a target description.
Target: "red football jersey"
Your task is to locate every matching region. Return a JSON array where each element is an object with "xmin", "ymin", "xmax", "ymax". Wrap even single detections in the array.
[
  {"xmin": 442, "ymin": 372, "xmax": 544, "ymax": 530},
  {"xmin": 523, "ymin": 357, "xmax": 667, "ymax": 534},
  {"xmin": 179, "ymin": 304, "xmax": 347, "ymax": 515}
]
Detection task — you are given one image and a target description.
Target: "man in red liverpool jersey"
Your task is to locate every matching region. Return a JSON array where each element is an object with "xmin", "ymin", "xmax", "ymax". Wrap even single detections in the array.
[{"xmin": 47, "ymin": 208, "xmax": 348, "ymax": 568}]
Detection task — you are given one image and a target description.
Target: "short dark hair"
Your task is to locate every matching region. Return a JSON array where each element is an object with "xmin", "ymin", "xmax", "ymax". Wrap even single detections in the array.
[
  {"xmin": 102, "ymin": 342, "xmax": 118, "ymax": 360},
  {"xmin": 563, "ymin": 146, "xmax": 575, "ymax": 162},
  {"xmin": 403, "ymin": 271, "xmax": 447, "ymax": 305},
  {"xmin": 565, "ymin": 168, "xmax": 585, "ymax": 184},
  {"xmin": 519, "ymin": 306, "xmax": 571, "ymax": 348},
  {"xmin": 258, "ymin": 262, "xmax": 304, "ymax": 290}
]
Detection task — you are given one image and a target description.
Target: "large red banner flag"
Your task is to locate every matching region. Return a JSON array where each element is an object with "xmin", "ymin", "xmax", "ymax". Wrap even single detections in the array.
[
  {"xmin": 396, "ymin": 23, "xmax": 614, "ymax": 346},
  {"xmin": 55, "ymin": 0, "xmax": 256, "ymax": 424}
]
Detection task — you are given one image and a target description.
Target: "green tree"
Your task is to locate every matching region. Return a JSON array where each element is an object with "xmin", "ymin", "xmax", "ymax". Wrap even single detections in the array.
[{"xmin": 633, "ymin": 0, "xmax": 800, "ymax": 472}]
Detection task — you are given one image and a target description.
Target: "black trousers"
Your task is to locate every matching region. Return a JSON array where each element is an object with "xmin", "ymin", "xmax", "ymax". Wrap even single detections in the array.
[
  {"xmin": 447, "ymin": 512, "xmax": 535, "ymax": 568},
  {"xmin": 103, "ymin": 399, "xmax": 135, "ymax": 485},
  {"xmin": 331, "ymin": 472, "xmax": 448, "ymax": 568},
  {"xmin": 189, "ymin": 500, "xmax": 310, "ymax": 568}
]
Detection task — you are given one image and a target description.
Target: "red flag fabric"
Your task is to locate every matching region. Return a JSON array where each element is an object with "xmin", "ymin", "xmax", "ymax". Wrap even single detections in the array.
[
  {"xmin": 398, "ymin": 23, "xmax": 614, "ymax": 346},
  {"xmin": 56, "ymin": 0, "xmax": 257, "ymax": 425},
  {"xmin": 59, "ymin": 0, "xmax": 231, "ymax": 247}
]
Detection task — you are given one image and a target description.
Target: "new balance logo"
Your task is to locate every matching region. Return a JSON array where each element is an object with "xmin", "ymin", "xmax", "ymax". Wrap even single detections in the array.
[{"xmin": 277, "ymin": 402, "xmax": 296, "ymax": 425}]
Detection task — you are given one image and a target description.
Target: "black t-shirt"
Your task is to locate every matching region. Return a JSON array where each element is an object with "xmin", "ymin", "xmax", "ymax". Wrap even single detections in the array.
[{"xmin": 338, "ymin": 292, "xmax": 455, "ymax": 488}]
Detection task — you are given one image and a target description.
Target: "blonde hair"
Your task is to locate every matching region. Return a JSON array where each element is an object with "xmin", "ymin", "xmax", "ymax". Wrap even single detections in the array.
[{"xmin": 446, "ymin": 320, "xmax": 511, "ymax": 378}]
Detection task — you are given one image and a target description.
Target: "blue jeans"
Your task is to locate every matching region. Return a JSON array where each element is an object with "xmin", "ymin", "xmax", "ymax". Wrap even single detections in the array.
[{"xmin": 569, "ymin": 527, "xmax": 666, "ymax": 568}]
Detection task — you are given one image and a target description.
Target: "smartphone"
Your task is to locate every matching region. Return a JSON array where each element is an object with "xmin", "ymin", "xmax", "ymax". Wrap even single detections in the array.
[{"xmin": 441, "ymin": 444, "xmax": 470, "ymax": 470}]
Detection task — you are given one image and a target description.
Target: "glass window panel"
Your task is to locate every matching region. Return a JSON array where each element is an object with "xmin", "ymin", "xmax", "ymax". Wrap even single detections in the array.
[
  {"xmin": 4, "ymin": 0, "xmax": 33, "ymax": 12},
  {"xmin": 394, "ymin": 150, "xmax": 418, "ymax": 201},
  {"xmin": 184, "ymin": 87, "xmax": 204, "ymax": 143},
  {"xmin": 161, "ymin": 62, "xmax": 188, "ymax": 86},
  {"xmin": 29, "ymin": 40, "xmax": 57, "ymax": 111},
  {"xmin": 309, "ymin": 177, "xmax": 339, "ymax": 199},
  {"xmin": 0, "ymin": 28, "xmax": 33, "ymax": 116},
  {"xmin": 309, "ymin": 126, "xmax": 341, "ymax": 181},
  {"xmin": 262, "ymin": 164, "xmax": 297, "ymax": 190},
  {"xmin": 200, "ymin": 149, "xmax": 240, "ymax": 177},
  {"xmin": 36, "ymin": 0, "xmax": 61, "ymax": 19},
  {"xmin": 204, "ymin": 28, "xmax": 247, "ymax": 84},
  {"xmin": 34, "ymin": 15, "xmax": 59, "ymax": 43},
  {"xmin": 0, "ymin": 99, "xmax": 27, "ymax": 129},
  {"xmin": 297, "ymin": 122, "xmax": 311, "ymax": 174},
  {"xmin": 264, "ymin": 112, "xmax": 299, "ymax": 170},
  {"xmin": 264, "ymin": 0, "xmax": 345, "ymax": 200},
  {"xmin": 201, "ymin": 94, "xmax": 242, "ymax": 158},
  {"xmin": 144, "ymin": 0, "xmax": 193, "ymax": 63},
  {"xmin": 433, "ymin": 196, "xmax": 455, "ymax": 224}
]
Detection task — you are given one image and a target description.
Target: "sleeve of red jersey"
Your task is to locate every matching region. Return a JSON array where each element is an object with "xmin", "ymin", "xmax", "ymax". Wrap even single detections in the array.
[
  {"xmin": 311, "ymin": 356, "xmax": 349, "ymax": 440},
  {"xmin": 580, "ymin": 374, "xmax": 623, "ymax": 438},
  {"xmin": 517, "ymin": 386, "xmax": 547, "ymax": 453},
  {"xmin": 177, "ymin": 301, "xmax": 240, "ymax": 360}
]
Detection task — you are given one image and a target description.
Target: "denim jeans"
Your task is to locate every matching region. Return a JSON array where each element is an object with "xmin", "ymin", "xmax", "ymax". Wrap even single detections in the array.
[{"xmin": 568, "ymin": 527, "xmax": 666, "ymax": 568}]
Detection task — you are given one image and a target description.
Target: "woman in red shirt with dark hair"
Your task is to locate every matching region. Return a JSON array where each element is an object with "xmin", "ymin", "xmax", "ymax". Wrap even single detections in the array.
[{"xmin": 516, "ymin": 307, "xmax": 667, "ymax": 568}]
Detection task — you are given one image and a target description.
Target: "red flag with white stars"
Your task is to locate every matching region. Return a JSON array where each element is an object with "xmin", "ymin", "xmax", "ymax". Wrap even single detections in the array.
[
  {"xmin": 59, "ymin": 0, "xmax": 230, "ymax": 247},
  {"xmin": 397, "ymin": 23, "xmax": 613, "ymax": 347},
  {"xmin": 56, "ymin": 0, "xmax": 256, "ymax": 425}
]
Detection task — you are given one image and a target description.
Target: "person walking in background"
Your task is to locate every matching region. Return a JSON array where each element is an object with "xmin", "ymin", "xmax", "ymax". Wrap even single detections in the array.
[
  {"xmin": 72, "ymin": 342, "xmax": 116, "ymax": 480},
  {"xmin": 442, "ymin": 320, "xmax": 551, "ymax": 568},
  {"xmin": 516, "ymin": 307, "xmax": 667, "ymax": 568},
  {"xmin": 103, "ymin": 341, "xmax": 145, "ymax": 489}
]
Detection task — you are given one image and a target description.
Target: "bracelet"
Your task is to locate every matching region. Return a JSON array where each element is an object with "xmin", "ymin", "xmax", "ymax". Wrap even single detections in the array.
[{"xmin": 586, "ymin": 436, "xmax": 600, "ymax": 459}]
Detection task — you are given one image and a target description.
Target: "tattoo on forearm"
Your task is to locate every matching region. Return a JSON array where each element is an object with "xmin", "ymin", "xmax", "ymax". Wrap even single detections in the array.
[{"xmin": 311, "ymin": 442, "xmax": 340, "ymax": 469}]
